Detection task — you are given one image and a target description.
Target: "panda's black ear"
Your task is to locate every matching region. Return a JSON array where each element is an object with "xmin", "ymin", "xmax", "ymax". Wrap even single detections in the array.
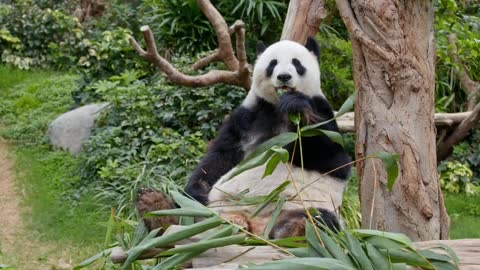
[
  {"xmin": 305, "ymin": 36, "xmax": 320, "ymax": 58},
  {"xmin": 256, "ymin": 41, "xmax": 266, "ymax": 56}
]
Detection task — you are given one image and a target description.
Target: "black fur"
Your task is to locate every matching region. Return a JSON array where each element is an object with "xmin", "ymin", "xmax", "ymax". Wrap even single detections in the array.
[
  {"xmin": 292, "ymin": 58, "xmax": 306, "ymax": 76},
  {"xmin": 185, "ymin": 91, "xmax": 351, "ymax": 205},
  {"xmin": 185, "ymin": 98, "xmax": 284, "ymax": 204},
  {"xmin": 266, "ymin": 59, "xmax": 278, "ymax": 77},
  {"xmin": 305, "ymin": 36, "xmax": 320, "ymax": 58},
  {"xmin": 278, "ymin": 92, "xmax": 351, "ymax": 180}
]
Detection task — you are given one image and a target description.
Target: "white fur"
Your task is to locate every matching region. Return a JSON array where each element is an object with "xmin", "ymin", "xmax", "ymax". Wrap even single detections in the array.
[
  {"xmin": 208, "ymin": 165, "xmax": 346, "ymax": 218},
  {"xmin": 243, "ymin": 40, "xmax": 324, "ymax": 108}
]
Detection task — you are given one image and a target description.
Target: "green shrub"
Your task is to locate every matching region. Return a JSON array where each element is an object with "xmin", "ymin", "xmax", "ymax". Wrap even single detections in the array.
[
  {"xmin": 439, "ymin": 160, "xmax": 479, "ymax": 194},
  {"xmin": 318, "ymin": 31, "xmax": 355, "ymax": 109},
  {"xmin": 78, "ymin": 66, "xmax": 245, "ymax": 215},
  {"xmin": 435, "ymin": 0, "xmax": 480, "ymax": 112},
  {"xmin": 0, "ymin": 2, "xmax": 83, "ymax": 69},
  {"xmin": 139, "ymin": 0, "xmax": 287, "ymax": 56}
]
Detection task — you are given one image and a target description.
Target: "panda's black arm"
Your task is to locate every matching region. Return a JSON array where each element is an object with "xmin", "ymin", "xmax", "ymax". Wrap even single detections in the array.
[
  {"xmin": 184, "ymin": 108, "xmax": 252, "ymax": 204},
  {"xmin": 279, "ymin": 93, "xmax": 351, "ymax": 180}
]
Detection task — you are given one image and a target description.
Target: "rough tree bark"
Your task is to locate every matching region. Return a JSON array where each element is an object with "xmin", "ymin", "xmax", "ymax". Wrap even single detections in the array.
[
  {"xmin": 336, "ymin": 0, "xmax": 449, "ymax": 240},
  {"xmin": 281, "ymin": 0, "xmax": 327, "ymax": 43}
]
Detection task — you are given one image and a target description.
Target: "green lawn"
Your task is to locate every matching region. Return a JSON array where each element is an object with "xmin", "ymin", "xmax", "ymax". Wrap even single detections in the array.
[
  {"xmin": 0, "ymin": 65, "xmax": 107, "ymax": 268},
  {"xmin": 445, "ymin": 193, "xmax": 480, "ymax": 239}
]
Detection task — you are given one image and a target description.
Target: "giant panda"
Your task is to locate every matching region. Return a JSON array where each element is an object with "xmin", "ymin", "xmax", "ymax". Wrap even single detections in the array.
[{"xmin": 137, "ymin": 37, "xmax": 352, "ymax": 238}]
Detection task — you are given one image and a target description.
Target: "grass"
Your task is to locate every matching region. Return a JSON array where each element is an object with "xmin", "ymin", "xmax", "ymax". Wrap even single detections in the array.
[
  {"xmin": 444, "ymin": 193, "xmax": 480, "ymax": 239},
  {"xmin": 0, "ymin": 65, "xmax": 108, "ymax": 267},
  {"xmin": 14, "ymin": 146, "xmax": 107, "ymax": 246}
]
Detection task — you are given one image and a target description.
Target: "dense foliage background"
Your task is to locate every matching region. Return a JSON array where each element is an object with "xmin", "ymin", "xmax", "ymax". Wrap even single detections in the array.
[{"xmin": 0, "ymin": 0, "xmax": 479, "ymax": 267}]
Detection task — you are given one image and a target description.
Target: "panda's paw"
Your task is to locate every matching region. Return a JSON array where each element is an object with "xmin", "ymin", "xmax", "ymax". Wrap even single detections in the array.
[
  {"xmin": 136, "ymin": 188, "xmax": 178, "ymax": 233},
  {"xmin": 220, "ymin": 212, "xmax": 250, "ymax": 230},
  {"xmin": 302, "ymin": 108, "xmax": 321, "ymax": 124}
]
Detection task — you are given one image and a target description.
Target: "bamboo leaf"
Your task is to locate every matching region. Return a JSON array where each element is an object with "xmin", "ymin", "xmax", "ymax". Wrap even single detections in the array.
[
  {"xmin": 146, "ymin": 208, "xmax": 213, "ymax": 218},
  {"xmin": 301, "ymin": 129, "xmax": 344, "ymax": 147},
  {"xmin": 121, "ymin": 217, "xmax": 222, "ymax": 270},
  {"xmin": 375, "ymin": 151, "xmax": 400, "ymax": 191},
  {"xmin": 381, "ymin": 249, "xmax": 433, "ymax": 269},
  {"xmin": 170, "ymin": 190, "xmax": 205, "ymax": 209},
  {"xmin": 263, "ymin": 154, "xmax": 281, "ymax": 178},
  {"xmin": 160, "ymin": 234, "xmax": 246, "ymax": 255},
  {"xmin": 251, "ymin": 181, "xmax": 290, "ymax": 217},
  {"xmin": 344, "ymin": 231, "xmax": 374, "ymax": 270},
  {"xmin": 263, "ymin": 196, "xmax": 286, "ymax": 238},
  {"xmin": 241, "ymin": 132, "xmax": 298, "ymax": 165},
  {"xmin": 365, "ymin": 243, "xmax": 390, "ymax": 270},
  {"xmin": 227, "ymin": 149, "xmax": 275, "ymax": 180},
  {"xmin": 245, "ymin": 258, "xmax": 357, "ymax": 270},
  {"xmin": 352, "ymin": 229, "xmax": 413, "ymax": 249},
  {"xmin": 74, "ymin": 248, "xmax": 113, "ymax": 270},
  {"xmin": 336, "ymin": 91, "xmax": 356, "ymax": 118},
  {"xmin": 305, "ymin": 222, "xmax": 332, "ymax": 258},
  {"xmin": 319, "ymin": 230, "xmax": 354, "ymax": 266},
  {"xmin": 152, "ymin": 225, "xmax": 236, "ymax": 270},
  {"xmin": 364, "ymin": 236, "xmax": 408, "ymax": 250}
]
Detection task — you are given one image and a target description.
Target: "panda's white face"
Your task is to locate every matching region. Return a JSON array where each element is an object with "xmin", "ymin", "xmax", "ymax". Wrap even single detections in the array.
[{"xmin": 244, "ymin": 39, "xmax": 323, "ymax": 107}]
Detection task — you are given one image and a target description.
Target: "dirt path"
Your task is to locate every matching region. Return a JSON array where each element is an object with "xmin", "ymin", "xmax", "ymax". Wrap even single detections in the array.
[{"xmin": 0, "ymin": 140, "xmax": 72, "ymax": 270}]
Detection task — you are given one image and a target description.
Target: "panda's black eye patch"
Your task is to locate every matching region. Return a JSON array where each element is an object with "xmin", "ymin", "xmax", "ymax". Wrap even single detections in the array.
[
  {"xmin": 292, "ymin": 58, "xmax": 306, "ymax": 76},
  {"xmin": 266, "ymin": 59, "xmax": 277, "ymax": 77}
]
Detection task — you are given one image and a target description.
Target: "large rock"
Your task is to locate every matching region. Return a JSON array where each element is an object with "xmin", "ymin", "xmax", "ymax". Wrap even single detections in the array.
[{"xmin": 48, "ymin": 103, "xmax": 109, "ymax": 155}]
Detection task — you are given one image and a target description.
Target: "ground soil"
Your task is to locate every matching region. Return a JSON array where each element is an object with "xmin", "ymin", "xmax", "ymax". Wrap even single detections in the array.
[{"xmin": 0, "ymin": 140, "xmax": 72, "ymax": 270}]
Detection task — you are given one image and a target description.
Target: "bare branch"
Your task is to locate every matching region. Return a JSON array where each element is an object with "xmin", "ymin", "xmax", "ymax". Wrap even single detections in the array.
[
  {"xmin": 448, "ymin": 33, "xmax": 480, "ymax": 110},
  {"xmin": 192, "ymin": 20, "xmax": 247, "ymax": 71},
  {"xmin": 335, "ymin": 0, "xmax": 395, "ymax": 62},
  {"xmin": 437, "ymin": 102, "xmax": 480, "ymax": 161},
  {"xmin": 192, "ymin": 52, "xmax": 221, "ymax": 70},
  {"xmin": 130, "ymin": 0, "xmax": 251, "ymax": 90},
  {"xmin": 197, "ymin": 0, "xmax": 239, "ymax": 71}
]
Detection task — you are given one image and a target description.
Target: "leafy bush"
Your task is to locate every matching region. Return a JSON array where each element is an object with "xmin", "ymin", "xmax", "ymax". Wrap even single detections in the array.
[
  {"xmin": 441, "ymin": 128, "xmax": 480, "ymax": 187},
  {"xmin": 0, "ymin": 2, "xmax": 83, "ymax": 69},
  {"xmin": 78, "ymin": 65, "xmax": 245, "ymax": 215},
  {"xmin": 435, "ymin": 0, "xmax": 480, "ymax": 112},
  {"xmin": 139, "ymin": 0, "xmax": 287, "ymax": 56},
  {"xmin": 318, "ymin": 31, "xmax": 355, "ymax": 109},
  {"xmin": 439, "ymin": 161, "xmax": 478, "ymax": 194}
]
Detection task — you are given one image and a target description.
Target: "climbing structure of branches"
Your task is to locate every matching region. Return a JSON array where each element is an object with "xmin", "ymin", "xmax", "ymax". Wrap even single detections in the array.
[{"xmin": 130, "ymin": 0, "xmax": 251, "ymax": 90}]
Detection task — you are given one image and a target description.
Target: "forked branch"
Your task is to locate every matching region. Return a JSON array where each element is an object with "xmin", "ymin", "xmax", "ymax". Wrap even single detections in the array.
[
  {"xmin": 436, "ymin": 34, "xmax": 480, "ymax": 161},
  {"xmin": 130, "ymin": 0, "xmax": 251, "ymax": 90},
  {"xmin": 448, "ymin": 34, "xmax": 480, "ymax": 110}
]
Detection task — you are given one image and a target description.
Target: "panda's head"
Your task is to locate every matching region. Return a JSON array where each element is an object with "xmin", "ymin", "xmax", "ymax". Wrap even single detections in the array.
[{"xmin": 245, "ymin": 37, "xmax": 322, "ymax": 106}]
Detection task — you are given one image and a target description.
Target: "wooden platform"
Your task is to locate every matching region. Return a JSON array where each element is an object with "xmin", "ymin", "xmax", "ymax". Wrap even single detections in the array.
[{"xmin": 111, "ymin": 225, "xmax": 480, "ymax": 269}]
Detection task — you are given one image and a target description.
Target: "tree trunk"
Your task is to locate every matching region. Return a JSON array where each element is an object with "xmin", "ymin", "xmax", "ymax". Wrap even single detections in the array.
[
  {"xmin": 281, "ymin": 0, "xmax": 327, "ymax": 43},
  {"xmin": 337, "ymin": 0, "xmax": 449, "ymax": 241}
]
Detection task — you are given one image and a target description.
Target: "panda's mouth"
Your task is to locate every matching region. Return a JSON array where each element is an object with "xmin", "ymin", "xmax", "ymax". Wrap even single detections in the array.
[{"xmin": 276, "ymin": 86, "xmax": 295, "ymax": 96}]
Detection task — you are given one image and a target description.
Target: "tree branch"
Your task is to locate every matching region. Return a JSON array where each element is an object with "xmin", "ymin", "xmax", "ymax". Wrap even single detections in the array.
[
  {"xmin": 448, "ymin": 33, "xmax": 480, "ymax": 110},
  {"xmin": 335, "ymin": 0, "xmax": 395, "ymax": 62},
  {"xmin": 337, "ymin": 112, "xmax": 473, "ymax": 133},
  {"xmin": 437, "ymin": 102, "xmax": 480, "ymax": 161},
  {"xmin": 130, "ymin": 0, "xmax": 251, "ymax": 90}
]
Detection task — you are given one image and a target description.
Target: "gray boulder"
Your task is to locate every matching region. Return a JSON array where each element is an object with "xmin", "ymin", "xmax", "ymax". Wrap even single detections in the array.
[{"xmin": 48, "ymin": 103, "xmax": 109, "ymax": 155}]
